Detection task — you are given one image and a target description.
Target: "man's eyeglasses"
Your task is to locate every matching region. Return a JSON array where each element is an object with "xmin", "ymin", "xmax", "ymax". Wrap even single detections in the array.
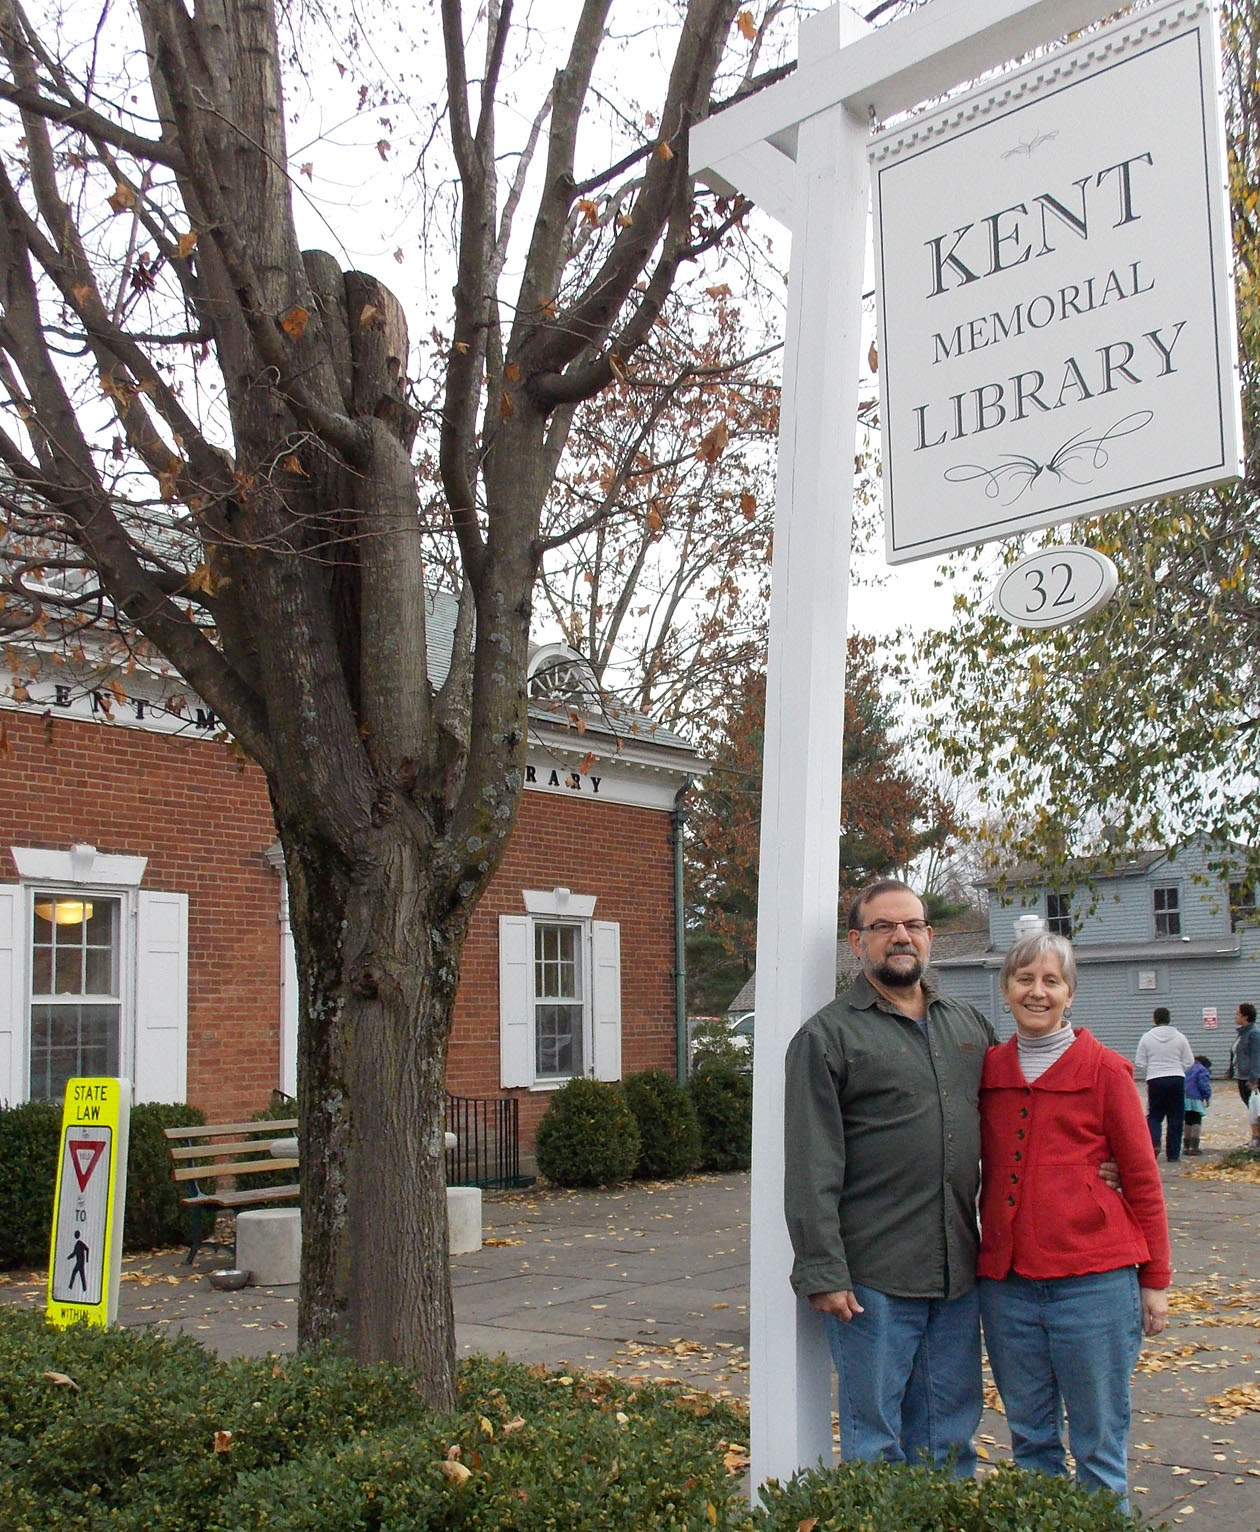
[{"xmin": 859, "ymin": 919, "xmax": 931, "ymax": 936}]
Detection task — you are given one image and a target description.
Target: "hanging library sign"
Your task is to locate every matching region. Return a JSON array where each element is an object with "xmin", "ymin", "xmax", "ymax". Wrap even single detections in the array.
[{"xmin": 870, "ymin": 0, "xmax": 1241, "ymax": 565}]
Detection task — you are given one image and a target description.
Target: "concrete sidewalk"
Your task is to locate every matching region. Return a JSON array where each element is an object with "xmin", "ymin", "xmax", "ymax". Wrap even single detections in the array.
[{"xmin": 2, "ymin": 1107, "xmax": 1258, "ymax": 1528}]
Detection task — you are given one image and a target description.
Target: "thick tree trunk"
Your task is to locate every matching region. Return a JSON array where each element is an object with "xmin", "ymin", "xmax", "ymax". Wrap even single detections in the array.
[{"xmin": 282, "ymin": 816, "xmax": 467, "ymax": 1409}]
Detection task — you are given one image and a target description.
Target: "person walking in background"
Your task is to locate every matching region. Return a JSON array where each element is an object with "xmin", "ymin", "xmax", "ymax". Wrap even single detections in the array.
[
  {"xmin": 1135, "ymin": 1007, "xmax": 1194, "ymax": 1162},
  {"xmin": 1231, "ymin": 1004, "xmax": 1260, "ymax": 1114},
  {"xmin": 978, "ymin": 932, "xmax": 1170, "ymax": 1508},
  {"xmin": 1182, "ymin": 1055, "xmax": 1212, "ymax": 1156}
]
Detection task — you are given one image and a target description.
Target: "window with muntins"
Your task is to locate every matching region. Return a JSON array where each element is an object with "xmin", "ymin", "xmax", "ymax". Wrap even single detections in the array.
[
  {"xmin": 1230, "ymin": 881, "xmax": 1256, "ymax": 932},
  {"xmin": 1046, "ymin": 891, "xmax": 1072, "ymax": 937},
  {"xmin": 534, "ymin": 921, "xmax": 585, "ymax": 1079},
  {"xmin": 1153, "ymin": 884, "xmax": 1181, "ymax": 938},
  {"xmin": 29, "ymin": 893, "xmax": 122, "ymax": 1100}
]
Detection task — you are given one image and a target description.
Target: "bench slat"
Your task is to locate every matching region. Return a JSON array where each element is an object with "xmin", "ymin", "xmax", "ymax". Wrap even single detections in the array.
[
  {"xmin": 181, "ymin": 1184, "xmax": 300, "ymax": 1209},
  {"xmin": 173, "ymin": 1157, "xmax": 299, "ymax": 1182},
  {"xmin": 164, "ymin": 1119, "xmax": 297, "ymax": 1140},
  {"xmin": 168, "ymin": 1140, "xmax": 293, "ymax": 1162}
]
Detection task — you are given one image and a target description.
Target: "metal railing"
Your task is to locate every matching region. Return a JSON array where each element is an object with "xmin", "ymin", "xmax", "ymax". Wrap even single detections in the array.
[{"xmin": 445, "ymin": 1094, "xmax": 530, "ymax": 1189}]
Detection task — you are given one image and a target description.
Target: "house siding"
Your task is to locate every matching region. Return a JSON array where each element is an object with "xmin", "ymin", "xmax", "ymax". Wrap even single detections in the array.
[{"xmin": 945, "ymin": 841, "xmax": 1260, "ymax": 1073}]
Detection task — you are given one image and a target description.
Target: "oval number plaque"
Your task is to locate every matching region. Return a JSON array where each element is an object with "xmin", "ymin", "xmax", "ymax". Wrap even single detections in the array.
[{"xmin": 991, "ymin": 545, "xmax": 1119, "ymax": 631}]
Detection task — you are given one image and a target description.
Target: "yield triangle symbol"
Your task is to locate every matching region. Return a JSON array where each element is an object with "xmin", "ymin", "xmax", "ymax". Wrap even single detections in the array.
[{"xmin": 69, "ymin": 1139, "xmax": 107, "ymax": 1192}]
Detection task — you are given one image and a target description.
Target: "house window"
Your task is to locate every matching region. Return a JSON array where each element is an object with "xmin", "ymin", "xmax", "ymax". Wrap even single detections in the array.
[
  {"xmin": 1230, "ymin": 881, "xmax": 1256, "ymax": 932},
  {"xmin": 1046, "ymin": 892, "xmax": 1072, "ymax": 938},
  {"xmin": 499, "ymin": 893, "xmax": 621, "ymax": 1088},
  {"xmin": 1153, "ymin": 885, "xmax": 1181, "ymax": 938},
  {"xmin": 2, "ymin": 845, "xmax": 188, "ymax": 1105},
  {"xmin": 29, "ymin": 893, "xmax": 122, "ymax": 1100},
  {"xmin": 533, "ymin": 921, "xmax": 585, "ymax": 1079}
]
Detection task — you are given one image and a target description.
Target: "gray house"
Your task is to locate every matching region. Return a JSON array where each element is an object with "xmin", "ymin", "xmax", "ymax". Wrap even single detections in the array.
[{"xmin": 933, "ymin": 840, "xmax": 1260, "ymax": 1070}]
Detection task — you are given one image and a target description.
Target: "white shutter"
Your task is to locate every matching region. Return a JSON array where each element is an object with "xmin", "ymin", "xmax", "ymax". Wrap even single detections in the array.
[
  {"xmin": 499, "ymin": 914, "xmax": 533, "ymax": 1087},
  {"xmin": 134, "ymin": 891, "xmax": 188, "ymax": 1102},
  {"xmin": 0, "ymin": 885, "xmax": 26, "ymax": 1104},
  {"xmin": 590, "ymin": 920, "xmax": 622, "ymax": 1081}
]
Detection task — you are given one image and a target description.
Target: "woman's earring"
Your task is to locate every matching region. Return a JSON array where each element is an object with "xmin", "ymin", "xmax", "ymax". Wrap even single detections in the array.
[{"xmin": 1064, "ymin": 1006, "xmax": 1073, "ymax": 1020}]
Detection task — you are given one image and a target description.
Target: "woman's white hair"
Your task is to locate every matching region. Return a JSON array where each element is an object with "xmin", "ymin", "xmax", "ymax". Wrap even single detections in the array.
[{"xmin": 999, "ymin": 930, "xmax": 1078, "ymax": 993}]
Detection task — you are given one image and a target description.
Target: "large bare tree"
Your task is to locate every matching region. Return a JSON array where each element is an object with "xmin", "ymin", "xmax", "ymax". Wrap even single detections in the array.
[{"xmin": 0, "ymin": 0, "xmax": 750, "ymax": 1403}]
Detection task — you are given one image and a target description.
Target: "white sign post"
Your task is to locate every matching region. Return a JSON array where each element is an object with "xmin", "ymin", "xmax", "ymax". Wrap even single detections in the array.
[{"xmin": 691, "ymin": 0, "xmax": 1238, "ymax": 1493}]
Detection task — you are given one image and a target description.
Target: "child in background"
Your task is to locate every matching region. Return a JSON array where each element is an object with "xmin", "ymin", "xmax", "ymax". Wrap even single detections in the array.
[{"xmin": 1183, "ymin": 1055, "xmax": 1212, "ymax": 1156}]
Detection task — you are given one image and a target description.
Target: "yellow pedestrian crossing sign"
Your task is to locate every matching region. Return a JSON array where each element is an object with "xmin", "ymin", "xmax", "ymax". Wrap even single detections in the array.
[{"xmin": 47, "ymin": 1079, "xmax": 131, "ymax": 1328}]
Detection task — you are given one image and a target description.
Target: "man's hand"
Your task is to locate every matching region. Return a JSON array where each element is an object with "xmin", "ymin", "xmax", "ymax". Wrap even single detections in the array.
[
  {"xmin": 1098, "ymin": 1158, "xmax": 1121, "ymax": 1191},
  {"xmin": 1140, "ymin": 1287, "xmax": 1169, "ymax": 1337},
  {"xmin": 809, "ymin": 1290, "xmax": 864, "ymax": 1321}
]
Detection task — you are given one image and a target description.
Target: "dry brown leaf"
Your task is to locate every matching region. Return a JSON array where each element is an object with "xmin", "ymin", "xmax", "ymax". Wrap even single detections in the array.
[
  {"xmin": 868, "ymin": 340, "xmax": 879, "ymax": 373},
  {"xmin": 482, "ymin": 1236, "xmax": 524, "ymax": 1247},
  {"xmin": 656, "ymin": 141, "xmax": 675, "ymax": 161},
  {"xmin": 359, "ymin": 303, "xmax": 383, "ymax": 329},
  {"xmin": 696, "ymin": 421, "xmax": 729, "ymax": 464},
  {"xmin": 797, "ymin": 1520, "xmax": 819, "ymax": 1532},
  {"xmin": 499, "ymin": 390, "xmax": 515, "ymax": 420},
  {"xmin": 737, "ymin": 10, "xmax": 758, "ymax": 41},
  {"xmin": 43, "ymin": 1371, "xmax": 78, "ymax": 1391},
  {"xmin": 213, "ymin": 1430, "xmax": 233, "ymax": 1454},
  {"xmin": 577, "ymin": 198, "xmax": 600, "ymax": 224},
  {"xmin": 504, "ymin": 362, "xmax": 521, "ymax": 384},
  {"xmin": 299, "ymin": 163, "xmax": 314, "ymax": 180},
  {"xmin": 107, "ymin": 181, "xmax": 135, "ymax": 214},
  {"xmin": 176, "ymin": 231, "xmax": 198, "ymax": 259},
  {"xmin": 71, "ymin": 282, "xmax": 94, "ymax": 307},
  {"xmin": 440, "ymin": 1460, "xmax": 472, "ymax": 1485},
  {"xmin": 376, "ymin": 139, "xmax": 391, "ymax": 160},
  {"xmin": 282, "ymin": 454, "xmax": 307, "ymax": 477},
  {"xmin": 740, "ymin": 492, "xmax": 757, "ymax": 521}
]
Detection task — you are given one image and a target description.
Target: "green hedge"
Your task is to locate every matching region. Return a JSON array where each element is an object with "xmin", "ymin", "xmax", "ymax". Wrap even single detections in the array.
[
  {"xmin": 535, "ymin": 1078, "xmax": 640, "ymax": 1188},
  {"xmin": 0, "ymin": 1099, "xmax": 206, "ymax": 1268},
  {"xmin": 751, "ymin": 1459, "xmax": 1144, "ymax": 1532},
  {"xmin": 623, "ymin": 1069, "xmax": 700, "ymax": 1180},
  {"xmin": 687, "ymin": 1062, "xmax": 752, "ymax": 1173},
  {"xmin": 0, "ymin": 1308, "xmax": 749, "ymax": 1531}
]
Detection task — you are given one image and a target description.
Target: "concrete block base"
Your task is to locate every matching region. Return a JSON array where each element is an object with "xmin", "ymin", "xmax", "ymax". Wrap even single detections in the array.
[
  {"xmin": 236, "ymin": 1208, "xmax": 301, "ymax": 1286},
  {"xmin": 447, "ymin": 1186, "xmax": 482, "ymax": 1254}
]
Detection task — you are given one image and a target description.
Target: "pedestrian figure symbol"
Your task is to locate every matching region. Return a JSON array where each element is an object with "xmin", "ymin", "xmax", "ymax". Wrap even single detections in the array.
[{"xmin": 67, "ymin": 1230, "xmax": 90, "ymax": 1292}]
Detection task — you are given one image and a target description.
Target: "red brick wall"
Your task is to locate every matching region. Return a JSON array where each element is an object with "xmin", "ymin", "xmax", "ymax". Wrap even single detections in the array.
[
  {"xmin": 0, "ymin": 708, "xmax": 281, "ymax": 1119},
  {"xmin": 449, "ymin": 790, "xmax": 679, "ymax": 1146},
  {"xmin": 2, "ymin": 710, "xmax": 681, "ymax": 1143}
]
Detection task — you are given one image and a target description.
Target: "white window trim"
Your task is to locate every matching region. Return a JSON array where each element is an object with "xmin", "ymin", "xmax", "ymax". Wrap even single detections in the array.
[
  {"xmin": 499, "ymin": 894, "xmax": 620, "ymax": 1090},
  {"xmin": 3, "ymin": 845, "xmax": 186, "ymax": 1105},
  {"xmin": 13, "ymin": 844, "xmax": 147, "ymax": 888}
]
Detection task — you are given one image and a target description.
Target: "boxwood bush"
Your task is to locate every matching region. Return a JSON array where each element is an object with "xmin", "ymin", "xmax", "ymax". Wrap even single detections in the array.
[
  {"xmin": 535, "ymin": 1077, "xmax": 640, "ymax": 1188},
  {"xmin": 0, "ymin": 1308, "xmax": 750, "ymax": 1532},
  {"xmin": 0, "ymin": 1099, "xmax": 207, "ymax": 1267},
  {"xmin": 751, "ymin": 1459, "xmax": 1144, "ymax": 1532},
  {"xmin": 623, "ymin": 1069, "xmax": 700, "ymax": 1180},
  {"xmin": 687, "ymin": 1061, "xmax": 752, "ymax": 1173}
]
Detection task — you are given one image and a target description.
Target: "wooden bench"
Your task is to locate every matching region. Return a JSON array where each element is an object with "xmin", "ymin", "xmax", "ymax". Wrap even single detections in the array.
[{"xmin": 164, "ymin": 1118, "xmax": 300, "ymax": 1264}]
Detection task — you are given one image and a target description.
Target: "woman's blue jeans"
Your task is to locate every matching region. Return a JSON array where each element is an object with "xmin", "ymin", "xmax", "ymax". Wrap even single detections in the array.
[
  {"xmin": 823, "ymin": 1284, "xmax": 981, "ymax": 1475},
  {"xmin": 979, "ymin": 1267, "xmax": 1142, "ymax": 1504}
]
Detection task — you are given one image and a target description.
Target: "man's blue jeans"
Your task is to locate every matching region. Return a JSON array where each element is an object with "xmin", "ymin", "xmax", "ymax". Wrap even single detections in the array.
[
  {"xmin": 1146, "ymin": 1075, "xmax": 1186, "ymax": 1160},
  {"xmin": 823, "ymin": 1284, "xmax": 981, "ymax": 1475},
  {"xmin": 979, "ymin": 1268, "xmax": 1142, "ymax": 1504}
]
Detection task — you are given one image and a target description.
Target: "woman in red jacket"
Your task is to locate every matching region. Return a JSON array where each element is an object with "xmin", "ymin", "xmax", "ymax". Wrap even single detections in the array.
[{"xmin": 978, "ymin": 930, "xmax": 1170, "ymax": 1506}]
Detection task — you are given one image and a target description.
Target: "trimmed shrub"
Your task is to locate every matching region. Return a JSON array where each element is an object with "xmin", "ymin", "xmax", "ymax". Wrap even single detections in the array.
[
  {"xmin": 752, "ymin": 1459, "xmax": 1143, "ymax": 1532},
  {"xmin": 0, "ymin": 1100, "xmax": 61, "ymax": 1267},
  {"xmin": 0, "ymin": 1099, "xmax": 208, "ymax": 1268},
  {"xmin": 623, "ymin": 1069, "xmax": 700, "ymax": 1180},
  {"xmin": 535, "ymin": 1077, "xmax": 640, "ymax": 1188},
  {"xmin": 124, "ymin": 1101, "xmax": 208, "ymax": 1250},
  {"xmin": 0, "ymin": 1307, "xmax": 750, "ymax": 1532},
  {"xmin": 687, "ymin": 1061, "xmax": 752, "ymax": 1172}
]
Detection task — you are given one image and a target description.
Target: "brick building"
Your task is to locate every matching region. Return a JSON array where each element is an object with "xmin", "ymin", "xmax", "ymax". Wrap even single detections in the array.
[{"xmin": 0, "ymin": 609, "xmax": 699, "ymax": 1148}]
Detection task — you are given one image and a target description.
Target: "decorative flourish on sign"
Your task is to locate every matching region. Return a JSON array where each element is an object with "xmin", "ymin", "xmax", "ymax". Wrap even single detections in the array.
[
  {"xmin": 944, "ymin": 411, "xmax": 1154, "ymax": 503},
  {"xmin": 1001, "ymin": 130, "xmax": 1059, "ymax": 159}
]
